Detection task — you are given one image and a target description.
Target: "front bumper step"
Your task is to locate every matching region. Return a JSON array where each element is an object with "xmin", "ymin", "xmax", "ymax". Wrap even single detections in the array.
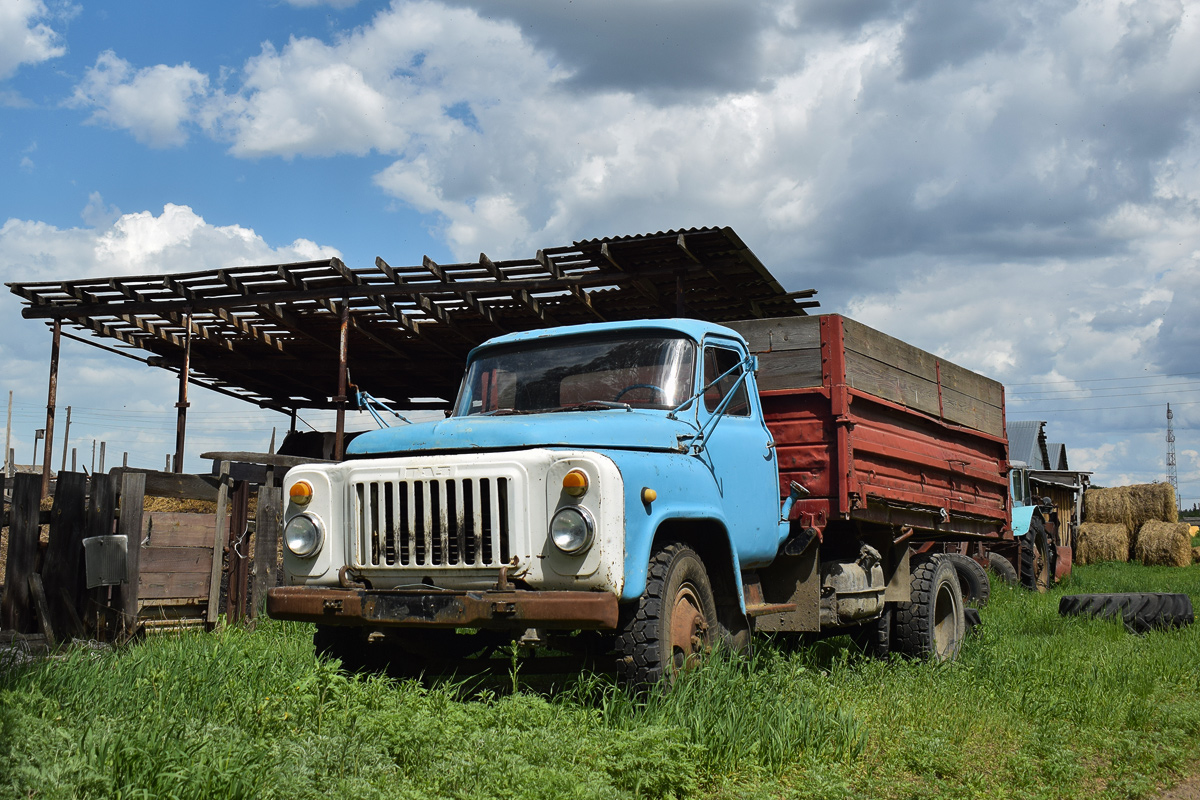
[{"xmin": 267, "ymin": 586, "xmax": 620, "ymax": 630}]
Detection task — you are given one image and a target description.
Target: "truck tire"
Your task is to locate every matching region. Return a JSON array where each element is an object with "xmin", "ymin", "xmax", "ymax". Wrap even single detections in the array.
[
  {"xmin": 1058, "ymin": 593, "xmax": 1194, "ymax": 633},
  {"xmin": 894, "ymin": 555, "xmax": 965, "ymax": 662},
  {"xmin": 616, "ymin": 542, "xmax": 719, "ymax": 685},
  {"xmin": 1020, "ymin": 517, "xmax": 1053, "ymax": 593},
  {"xmin": 987, "ymin": 552, "xmax": 1018, "ymax": 585},
  {"xmin": 943, "ymin": 553, "xmax": 991, "ymax": 608},
  {"xmin": 850, "ymin": 606, "xmax": 892, "ymax": 658}
]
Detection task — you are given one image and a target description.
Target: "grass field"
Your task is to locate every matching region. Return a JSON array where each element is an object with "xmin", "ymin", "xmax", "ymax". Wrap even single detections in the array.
[{"xmin": 1, "ymin": 562, "xmax": 1198, "ymax": 800}]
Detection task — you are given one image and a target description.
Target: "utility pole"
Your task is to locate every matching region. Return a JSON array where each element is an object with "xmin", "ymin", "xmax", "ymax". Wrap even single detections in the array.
[
  {"xmin": 60, "ymin": 405, "xmax": 71, "ymax": 472},
  {"xmin": 3, "ymin": 390, "xmax": 10, "ymax": 478},
  {"xmin": 1167, "ymin": 403, "xmax": 1179, "ymax": 510}
]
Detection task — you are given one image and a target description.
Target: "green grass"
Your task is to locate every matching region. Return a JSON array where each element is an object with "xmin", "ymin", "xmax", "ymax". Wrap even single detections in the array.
[{"xmin": 1, "ymin": 562, "xmax": 1198, "ymax": 800}]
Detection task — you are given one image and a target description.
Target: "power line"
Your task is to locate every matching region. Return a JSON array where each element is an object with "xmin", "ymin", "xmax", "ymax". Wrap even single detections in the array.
[
  {"xmin": 1008, "ymin": 398, "xmax": 1200, "ymax": 414},
  {"xmin": 1005, "ymin": 370, "xmax": 1200, "ymax": 387},
  {"xmin": 1010, "ymin": 379, "xmax": 1200, "ymax": 398}
]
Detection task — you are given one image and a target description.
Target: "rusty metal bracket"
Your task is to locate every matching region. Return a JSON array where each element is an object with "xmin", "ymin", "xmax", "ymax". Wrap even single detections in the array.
[
  {"xmin": 494, "ymin": 556, "xmax": 520, "ymax": 591},
  {"xmin": 338, "ymin": 565, "xmax": 365, "ymax": 589}
]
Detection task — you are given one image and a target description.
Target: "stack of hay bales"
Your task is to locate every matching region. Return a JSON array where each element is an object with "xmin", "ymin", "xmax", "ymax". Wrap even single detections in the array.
[{"xmin": 1081, "ymin": 483, "xmax": 1186, "ymax": 566}]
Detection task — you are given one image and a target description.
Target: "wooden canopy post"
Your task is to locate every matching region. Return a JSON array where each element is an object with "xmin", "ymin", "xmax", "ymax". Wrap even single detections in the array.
[
  {"xmin": 173, "ymin": 308, "xmax": 193, "ymax": 473},
  {"xmin": 335, "ymin": 296, "xmax": 349, "ymax": 460},
  {"xmin": 41, "ymin": 320, "xmax": 61, "ymax": 497}
]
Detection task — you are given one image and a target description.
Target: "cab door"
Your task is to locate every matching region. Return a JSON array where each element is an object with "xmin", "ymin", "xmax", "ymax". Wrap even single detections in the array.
[{"xmin": 696, "ymin": 338, "xmax": 780, "ymax": 565}]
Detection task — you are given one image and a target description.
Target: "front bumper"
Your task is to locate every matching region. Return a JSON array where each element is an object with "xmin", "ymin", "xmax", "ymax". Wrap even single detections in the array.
[{"xmin": 267, "ymin": 586, "xmax": 620, "ymax": 630}]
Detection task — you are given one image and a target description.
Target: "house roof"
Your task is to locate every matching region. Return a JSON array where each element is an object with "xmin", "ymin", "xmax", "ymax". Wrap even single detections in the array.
[{"xmin": 1006, "ymin": 419, "xmax": 1049, "ymax": 468}]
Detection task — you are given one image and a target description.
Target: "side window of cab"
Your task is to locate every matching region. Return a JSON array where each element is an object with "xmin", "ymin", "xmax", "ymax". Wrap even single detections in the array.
[{"xmin": 702, "ymin": 345, "xmax": 750, "ymax": 416}]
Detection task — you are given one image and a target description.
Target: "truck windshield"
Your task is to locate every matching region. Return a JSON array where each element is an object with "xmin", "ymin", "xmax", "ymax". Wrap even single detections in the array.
[{"xmin": 454, "ymin": 334, "xmax": 696, "ymax": 416}]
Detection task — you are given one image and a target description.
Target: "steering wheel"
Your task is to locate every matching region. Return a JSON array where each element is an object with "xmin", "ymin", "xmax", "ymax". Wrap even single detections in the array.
[{"xmin": 614, "ymin": 383, "xmax": 668, "ymax": 402}]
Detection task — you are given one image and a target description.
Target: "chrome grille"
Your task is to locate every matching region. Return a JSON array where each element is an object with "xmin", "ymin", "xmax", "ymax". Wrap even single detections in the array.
[{"xmin": 352, "ymin": 477, "xmax": 511, "ymax": 568}]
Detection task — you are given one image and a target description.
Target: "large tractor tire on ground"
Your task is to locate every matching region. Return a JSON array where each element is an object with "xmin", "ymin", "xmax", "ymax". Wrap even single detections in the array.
[
  {"xmin": 1020, "ymin": 517, "xmax": 1053, "ymax": 592},
  {"xmin": 1058, "ymin": 593, "xmax": 1194, "ymax": 633},
  {"xmin": 943, "ymin": 554, "xmax": 991, "ymax": 608},
  {"xmin": 894, "ymin": 555, "xmax": 966, "ymax": 662},
  {"xmin": 987, "ymin": 552, "xmax": 1018, "ymax": 585},
  {"xmin": 616, "ymin": 542, "xmax": 719, "ymax": 685}
]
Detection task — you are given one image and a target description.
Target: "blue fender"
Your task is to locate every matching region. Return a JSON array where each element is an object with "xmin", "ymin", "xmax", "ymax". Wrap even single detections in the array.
[
  {"xmin": 1011, "ymin": 504, "xmax": 1039, "ymax": 537},
  {"xmin": 602, "ymin": 449, "xmax": 757, "ymax": 611}
]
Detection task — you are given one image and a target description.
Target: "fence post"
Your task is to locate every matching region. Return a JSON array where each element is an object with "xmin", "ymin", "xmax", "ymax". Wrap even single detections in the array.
[
  {"xmin": 207, "ymin": 462, "xmax": 231, "ymax": 627},
  {"xmin": 251, "ymin": 485, "xmax": 282, "ymax": 622},
  {"xmin": 118, "ymin": 472, "xmax": 146, "ymax": 638},
  {"xmin": 41, "ymin": 471, "xmax": 87, "ymax": 640},
  {"xmin": 1, "ymin": 473, "xmax": 40, "ymax": 632}
]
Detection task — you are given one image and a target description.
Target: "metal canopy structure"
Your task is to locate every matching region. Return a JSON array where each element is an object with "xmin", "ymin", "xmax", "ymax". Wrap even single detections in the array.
[
  {"xmin": 8, "ymin": 226, "xmax": 817, "ymax": 483},
  {"xmin": 10, "ymin": 227, "xmax": 816, "ymax": 410}
]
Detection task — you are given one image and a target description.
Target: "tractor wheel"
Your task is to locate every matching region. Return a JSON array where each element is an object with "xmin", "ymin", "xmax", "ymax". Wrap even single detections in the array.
[
  {"xmin": 1058, "ymin": 593, "xmax": 1194, "ymax": 633},
  {"xmin": 1020, "ymin": 517, "xmax": 1053, "ymax": 593},
  {"xmin": 894, "ymin": 555, "xmax": 966, "ymax": 662},
  {"xmin": 616, "ymin": 542, "xmax": 718, "ymax": 685}
]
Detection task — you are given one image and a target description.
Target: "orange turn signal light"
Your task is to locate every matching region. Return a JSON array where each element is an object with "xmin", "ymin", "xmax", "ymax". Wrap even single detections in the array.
[
  {"xmin": 289, "ymin": 480, "xmax": 314, "ymax": 506},
  {"xmin": 562, "ymin": 469, "xmax": 589, "ymax": 497}
]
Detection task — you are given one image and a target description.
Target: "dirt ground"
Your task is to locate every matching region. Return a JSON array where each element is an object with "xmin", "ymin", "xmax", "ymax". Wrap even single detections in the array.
[{"xmin": 1158, "ymin": 770, "xmax": 1200, "ymax": 800}]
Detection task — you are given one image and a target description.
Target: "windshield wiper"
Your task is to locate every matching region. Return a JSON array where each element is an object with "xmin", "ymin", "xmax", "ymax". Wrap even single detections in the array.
[{"xmin": 552, "ymin": 400, "xmax": 632, "ymax": 412}]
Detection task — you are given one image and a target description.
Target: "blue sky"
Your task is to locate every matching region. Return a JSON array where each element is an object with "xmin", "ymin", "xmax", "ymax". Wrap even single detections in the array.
[{"xmin": 2, "ymin": 0, "xmax": 1200, "ymax": 504}]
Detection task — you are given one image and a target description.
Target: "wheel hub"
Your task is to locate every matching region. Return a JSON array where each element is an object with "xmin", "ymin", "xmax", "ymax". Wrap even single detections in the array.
[{"xmin": 670, "ymin": 583, "xmax": 708, "ymax": 670}]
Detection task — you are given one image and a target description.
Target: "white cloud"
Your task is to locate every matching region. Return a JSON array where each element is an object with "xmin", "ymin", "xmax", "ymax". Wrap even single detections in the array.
[
  {"xmin": 0, "ymin": 203, "xmax": 343, "ymax": 472},
  {"xmin": 69, "ymin": 51, "xmax": 209, "ymax": 147},
  {"xmin": 0, "ymin": 0, "xmax": 66, "ymax": 80}
]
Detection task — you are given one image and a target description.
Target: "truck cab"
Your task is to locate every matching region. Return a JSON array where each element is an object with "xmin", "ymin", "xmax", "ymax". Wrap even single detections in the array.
[{"xmin": 269, "ymin": 319, "xmax": 788, "ymax": 681}]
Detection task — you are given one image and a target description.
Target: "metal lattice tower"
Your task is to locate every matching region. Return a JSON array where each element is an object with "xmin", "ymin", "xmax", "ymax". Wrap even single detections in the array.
[{"xmin": 1167, "ymin": 403, "xmax": 1178, "ymax": 509}]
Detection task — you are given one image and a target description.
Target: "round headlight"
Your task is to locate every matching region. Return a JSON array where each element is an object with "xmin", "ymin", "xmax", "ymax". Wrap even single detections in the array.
[
  {"xmin": 550, "ymin": 506, "xmax": 594, "ymax": 555},
  {"xmin": 285, "ymin": 514, "xmax": 324, "ymax": 557}
]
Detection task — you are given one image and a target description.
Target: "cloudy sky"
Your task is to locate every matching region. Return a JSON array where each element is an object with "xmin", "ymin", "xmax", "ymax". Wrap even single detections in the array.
[{"xmin": 1, "ymin": 0, "xmax": 1198, "ymax": 504}]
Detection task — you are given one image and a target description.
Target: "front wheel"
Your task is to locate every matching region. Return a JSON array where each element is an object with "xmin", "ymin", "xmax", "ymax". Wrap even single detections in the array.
[{"xmin": 616, "ymin": 542, "xmax": 718, "ymax": 685}]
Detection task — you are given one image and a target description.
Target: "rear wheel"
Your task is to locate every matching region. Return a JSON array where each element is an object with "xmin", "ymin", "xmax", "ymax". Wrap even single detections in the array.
[
  {"xmin": 1021, "ymin": 517, "xmax": 1053, "ymax": 592},
  {"xmin": 987, "ymin": 552, "xmax": 1018, "ymax": 585},
  {"xmin": 894, "ymin": 556, "xmax": 965, "ymax": 662},
  {"xmin": 943, "ymin": 553, "xmax": 991, "ymax": 608},
  {"xmin": 616, "ymin": 542, "xmax": 718, "ymax": 685}
]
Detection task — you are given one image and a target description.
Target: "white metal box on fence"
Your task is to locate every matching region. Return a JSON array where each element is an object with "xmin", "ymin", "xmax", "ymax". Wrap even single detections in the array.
[{"xmin": 83, "ymin": 535, "xmax": 128, "ymax": 588}]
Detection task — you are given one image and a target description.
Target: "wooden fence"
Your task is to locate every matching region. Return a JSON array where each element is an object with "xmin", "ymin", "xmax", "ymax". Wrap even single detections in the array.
[{"xmin": 1, "ymin": 463, "xmax": 283, "ymax": 644}]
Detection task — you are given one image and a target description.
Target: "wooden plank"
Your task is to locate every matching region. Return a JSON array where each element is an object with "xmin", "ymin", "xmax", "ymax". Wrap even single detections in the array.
[
  {"xmin": 1, "ymin": 473, "xmax": 41, "ymax": 632},
  {"xmin": 725, "ymin": 317, "xmax": 823, "ymax": 390},
  {"xmin": 138, "ymin": 572, "xmax": 211, "ymax": 600},
  {"xmin": 28, "ymin": 574, "xmax": 56, "ymax": 643},
  {"xmin": 118, "ymin": 472, "xmax": 146, "ymax": 636},
  {"xmin": 207, "ymin": 463, "xmax": 231, "ymax": 625},
  {"xmin": 143, "ymin": 512, "xmax": 218, "ymax": 548},
  {"xmin": 842, "ymin": 317, "xmax": 1004, "ymax": 408},
  {"xmin": 139, "ymin": 546, "xmax": 213, "ymax": 574},
  {"xmin": 755, "ymin": 349, "xmax": 823, "ymax": 391},
  {"xmin": 109, "ymin": 467, "xmax": 219, "ymax": 502},
  {"xmin": 252, "ymin": 485, "xmax": 282, "ymax": 619},
  {"xmin": 40, "ymin": 471, "xmax": 87, "ymax": 640},
  {"xmin": 726, "ymin": 317, "xmax": 820, "ymax": 353}
]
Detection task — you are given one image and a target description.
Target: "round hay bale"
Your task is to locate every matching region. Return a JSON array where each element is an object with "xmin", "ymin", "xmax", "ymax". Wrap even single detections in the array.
[
  {"xmin": 1076, "ymin": 523, "xmax": 1129, "ymax": 565},
  {"xmin": 1193, "ymin": 545, "xmax": 1200, "ymax": 564},
  {"xmin": 1083, "ymin": 487, "xmax": 1133, "ymax": 531},
  {"xmin": 1134, "ymin": 521, "xmax": 1192, "ymax": 568},
  {"xmin": 1127, "ymin": 483, "xmax": 1176, "ymax": 532},
  {"xmin": 1188, "ymin": 524, "xmax": 1198, "ymax": 538}
]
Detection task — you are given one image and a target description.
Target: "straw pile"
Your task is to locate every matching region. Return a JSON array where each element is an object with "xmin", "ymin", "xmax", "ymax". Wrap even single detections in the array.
[
  {"xmin": 1128, "ymin": 483, "xmax": 1177, "ymax": 527},
  {"xmin": 1075, "ymin": 523, "xmax": 1129, "ymax": 565},
  {"xmin": 1134, "ymin": 521, "xmax": 1193, "ymax": 567},
  {"xmin": 1083, "ymin": 487, "xmax": 1133, "ymax": 531},
  {"xmin": 1193, "ymin": 546, "xmax": 1200, "ymax": 564},
  {"xmin": 1083, "ymin": 484, "xmax": 1180, "ymax": 557}
]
